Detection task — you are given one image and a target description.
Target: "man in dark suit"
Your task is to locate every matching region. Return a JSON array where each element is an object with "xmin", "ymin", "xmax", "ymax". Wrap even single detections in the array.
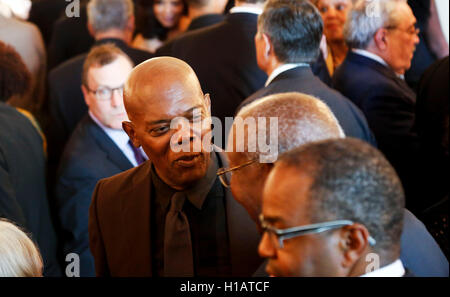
[
  {"xmin": 153, "ymin": 0, "xmax": 267, "ymax": 132},
  {"xmin": 239, "ymin": 0, "xmax": 375, "ymax": 145},
  {"xmin": 48, "ymin": 0, "xmax": 152, "ymax": 185},
  {"xmin": 55, "ymin": 44, "xmax": 145, "ymax": 277},
  {"xmin": 333, "ymin": 0, "xmax": 421, "ymax": 212},
  {"xmin": 0, "ymin": 41, "xmax": 61, "ymax": 276},
  {"xmin": 89, "ymin": 57, "xmax": 261, "ymax": 277},
  {"xmin": 226, "ymin": 91, "xmax": 448, "ymax": 277},
  {"xmin": 259, "ymin": 138, "xmax": 411, "ymax": 276}
]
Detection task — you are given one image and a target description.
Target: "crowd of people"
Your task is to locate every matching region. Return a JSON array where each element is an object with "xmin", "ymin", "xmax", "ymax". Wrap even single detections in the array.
[{"xmin": 0, "ymin": 0, "xmax": 448, "ymax": 277}]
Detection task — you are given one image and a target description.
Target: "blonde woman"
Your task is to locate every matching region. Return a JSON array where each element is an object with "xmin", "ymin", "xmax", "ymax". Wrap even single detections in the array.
[{"xmin": 0, "ymin": 219, "xmax": 43, "ymax": 277}]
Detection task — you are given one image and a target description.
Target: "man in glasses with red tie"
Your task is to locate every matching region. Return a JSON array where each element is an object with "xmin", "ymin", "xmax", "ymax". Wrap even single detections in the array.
[{"xmin": 55, "ymin": 43, "xmax": 145, "ymax": 277}]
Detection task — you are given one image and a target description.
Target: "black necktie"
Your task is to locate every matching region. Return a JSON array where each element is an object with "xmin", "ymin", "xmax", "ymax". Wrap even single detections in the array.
[
  {"xmin": 128, "ymin": 140, "xmax": 145, "ymax": 165},
  {"xmin": 163, "ymin": 192, "xmax": 194, "ymax": 276}
]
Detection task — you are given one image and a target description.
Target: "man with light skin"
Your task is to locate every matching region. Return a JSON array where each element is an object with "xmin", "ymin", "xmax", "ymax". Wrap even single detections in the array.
[
  {"xmin": 56, "ymin": 44, "xmax": 143, "ymax": 277},
  {"xmin": 259, "ymin": 138, "xmax": 408, "ymax": 277},
  {"xmin": 224, "ymin": 91, "xmax": 448, "ymax": 276},
  {"xmin": 333, "ymin": 0, "xmax": 421, "ymax": 212},
  {"xmin": 89, "ymin": 57, "xmax": 261, "ymax": 277}
]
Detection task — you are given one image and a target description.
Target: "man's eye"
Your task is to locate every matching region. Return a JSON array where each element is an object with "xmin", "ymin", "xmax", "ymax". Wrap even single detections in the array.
[
  {"xmin": 320, "ymin": 6, "xmax": 328, "ymax": 13},
  {"xmin": 336, "ymin": 4, "xmax": 346, "ymax": 11},
  {"xmin": 151, "ymin": 126, "xmax": 170, "ymax": 135}
]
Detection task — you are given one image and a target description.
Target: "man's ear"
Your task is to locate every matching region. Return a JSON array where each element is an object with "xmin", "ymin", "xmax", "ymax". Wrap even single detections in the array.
[
  {"xmin": 204, "ymin": 93, "xmax": 211, "ymax": 115},
  {"xmin": 338, "ymin": 224, "xmax": 371, "ymax": 268},
  {"xmin": 81, "ymin": 85, "xmax": 90, "ymax": 107},
  {"xmin": 87, "ymin": 22, "xmax": 95, "ymax": 39},
  {"xmin": 123, "ymin": 121, "xmax": 141, "ymax": 148},
  {"xmin": 262, "ymin": 33, "xmax": 273, "ymax": 57},
  {"xmin": 373, "ymin": 28, "xmax": 388, "ymax": 51}
]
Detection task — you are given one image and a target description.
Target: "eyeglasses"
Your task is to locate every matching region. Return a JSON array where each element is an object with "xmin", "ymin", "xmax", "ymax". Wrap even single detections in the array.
[
  {"xmin": 216, "ymin": 159, "xmax": 258, "ymax": 188},
  {"xmin": 385, "ymin": 25, "xmax": 420, "ymax": 36},
  {"xmin": 259, "ymin": 214, "xmax": 377, "ymax": 249},
  {"xmin": 85, "ymin": 84, "xmax": 124, "ymax": 101}
]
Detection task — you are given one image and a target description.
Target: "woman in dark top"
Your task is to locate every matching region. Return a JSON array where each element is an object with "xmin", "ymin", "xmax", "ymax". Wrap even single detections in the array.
[{"xmin": 133, "ymin": 0, "xmax": 186, "ymax": 53}]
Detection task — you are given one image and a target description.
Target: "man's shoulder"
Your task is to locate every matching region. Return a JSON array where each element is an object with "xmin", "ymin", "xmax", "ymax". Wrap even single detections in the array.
[{"xmin": 95, "ymin": 162, "xmax": 151, "ymax": 197}]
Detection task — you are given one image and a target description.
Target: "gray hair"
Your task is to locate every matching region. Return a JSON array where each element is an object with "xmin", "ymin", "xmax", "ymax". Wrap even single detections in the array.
[
  {"xmin": 258, "ymin": 0, "xmax": 323, "ymax": 63},
  {"xmin": 0, "ymin": 219, "xmax": 43, "ymax": 277},
  {"xmin": 87, "ymin": 0, "xmax": 134, "ymax": 33},
  {"xmin": 344, "ymin": 0, "xmax": 406, "ymax": 49},
  {"xmin": 230, "ymin": 92, "xmax": 345, "ymax": 162}
]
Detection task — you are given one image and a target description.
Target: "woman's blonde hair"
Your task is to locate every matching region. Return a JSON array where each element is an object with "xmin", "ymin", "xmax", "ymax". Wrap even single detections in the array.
[{"xmin": 0, "ymin": 219, "xmax": 43, "ymax": 277}]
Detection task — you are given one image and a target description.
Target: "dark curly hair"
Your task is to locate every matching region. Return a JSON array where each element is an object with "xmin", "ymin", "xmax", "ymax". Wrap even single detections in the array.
[{"xmin": 0, "ymin": 41, "xmax": 31, "ymax": 103}]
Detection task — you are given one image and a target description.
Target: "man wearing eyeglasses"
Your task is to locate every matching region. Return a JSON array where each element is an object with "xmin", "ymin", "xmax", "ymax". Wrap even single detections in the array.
[
  {"xmin": 333, "ymin": 0, "xmax": 422, "ymax": 213},
  {"xmin": 259, "ymin": 138, "xmax": 409, "ymax": 277},
  {"xmin": 55, "ymin": 44, "xmax": 145, "ymax": 277},
  {"xmin": 224, "ymin": 92, "xmax": 448, "ymax": 276}
]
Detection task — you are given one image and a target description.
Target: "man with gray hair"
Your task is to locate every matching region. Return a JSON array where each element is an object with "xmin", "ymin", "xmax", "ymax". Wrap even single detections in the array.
[
  {"xmin": 239, "ymin": 0, "xmax": 375, "ymax": 145},
  {"xmin": 223, "ymin": 91, "xmax": 448, "ymax": 276},
  {"xmin": 333, "ymin": 0, "xmax": 421, "ymax": 212},
  {"xmin": 48, "ymin": 0, "xmax": 152, "ymax": 186}
]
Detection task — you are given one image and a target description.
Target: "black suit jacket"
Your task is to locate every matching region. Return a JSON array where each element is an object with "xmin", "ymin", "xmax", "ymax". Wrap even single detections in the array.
[
  {"xmin": 89, "ymin": 149, "xmax": 262, "ymax": 277},
  {"xmin": 47, "ymin": 1, "xmax": 94, "ymax": 70},
  {"xmin": 154, "ymin": 13, "xmax": 267, "ymax": 125},
  {"xmin": 333, "ymin": 52, "xmax": 420, "ymax": 210},
  {"xmin": 240, "ymin": 66, "xmax": 376, "ymax": 145},
  {"xmin": 0, "ymin": 103, "xmax": 61, "ymax": 276},
  {"xmin": 48, "ymin": 38, "xmax": 152, "ymax": 172},
  {"xmin": 56, "ymin": 115, "xmax": 134, "ymax": 276},
  {"xmin": 28, "ymin": 0, "xmax": 67, "ymax": 46}
]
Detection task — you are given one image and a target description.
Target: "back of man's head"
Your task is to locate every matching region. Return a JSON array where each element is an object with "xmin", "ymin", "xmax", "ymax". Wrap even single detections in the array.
[
  {"xmin": 277, "ymin": 138, "xmax": 405, "ymax": 261},
  {"xmin": 232, "ymin": 92, "xmax": 344, "ymax": 163},
  {"xmin": 258, "ymin": 0, "xmax": 323, "ymax": 63},
  {"xmin": 87, "ymin": 0, "xmax": 134, "ymax": 34},
  {"xmin": 0, "ymin": 41, "xmax": 31, "ymax": 103}
]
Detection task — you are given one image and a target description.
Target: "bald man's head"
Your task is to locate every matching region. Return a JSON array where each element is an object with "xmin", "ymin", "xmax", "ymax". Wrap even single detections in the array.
[
  {"xmin": 224, "ymin": 92, "xmax": 345, "ymax": 223},
  {"xmin": 122, "ymin": 57, "xmax": 212, "ymax": 191},
  {"xmin": 124, "ymin": 57, "xmax": 205, "ymax": 121}
]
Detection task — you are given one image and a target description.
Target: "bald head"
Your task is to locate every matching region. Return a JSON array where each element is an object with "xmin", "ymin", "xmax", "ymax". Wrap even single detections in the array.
[
  {"xmin": 124, "ymin": 57, "xmax": 205, "ymax": 120},
  {"xmin": 229, "ymin": 92, "xmax": 345, "ymax": 161}
]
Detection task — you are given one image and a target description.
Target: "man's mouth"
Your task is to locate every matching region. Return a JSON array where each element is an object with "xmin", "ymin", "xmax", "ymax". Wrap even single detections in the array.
[{"xmin": 175, "ymin": 154, "xmax": 202, "ymax": 167}]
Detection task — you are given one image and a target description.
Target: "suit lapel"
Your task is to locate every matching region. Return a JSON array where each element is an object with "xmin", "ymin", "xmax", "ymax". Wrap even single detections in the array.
[
  {"xmin": 86, "ymin": 116, "xmax": 134, "ymax": 172},
  {"xmin": 120, "ymin": 162, "xmax": 153, "ymax": 276}
]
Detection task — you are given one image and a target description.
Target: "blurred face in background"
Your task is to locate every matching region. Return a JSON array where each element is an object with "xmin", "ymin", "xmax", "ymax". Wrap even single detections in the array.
[
  {"xmin": 316, "ymin": 0, "xmax": 352, "ymax": 42},
  {"xmin": 153, "ymin": 0, "xmax": 184, "ymax": 29}
]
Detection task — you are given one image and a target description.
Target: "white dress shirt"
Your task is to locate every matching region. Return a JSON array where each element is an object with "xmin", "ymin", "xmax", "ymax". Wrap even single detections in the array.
[
  {"xmin": 89, "ymin": 111, "xmax": 147, "ymax": 167},
  {"xmin": 265, "ymin": 63, "xmax": 310, "ymax": 87},
  {"xmin": 361, "ymin": 259, "xmax": 406, "ymax": 277},
  {"xmin": 229, "ymin": 6, "xmax": 263, "ymax": 15}
]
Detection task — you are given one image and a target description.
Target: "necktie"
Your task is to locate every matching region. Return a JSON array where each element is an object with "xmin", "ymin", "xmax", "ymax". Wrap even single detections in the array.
[
  {"xmin": 128, "ymin": 140, "xmax": 145, "ymax": 165},
  {"xmin": 163, "ymin": 192, "xmax": 194, "ymax": 277}
]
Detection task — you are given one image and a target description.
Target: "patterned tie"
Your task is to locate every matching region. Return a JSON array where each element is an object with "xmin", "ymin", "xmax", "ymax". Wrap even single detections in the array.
[
  {"xmin": 163, "ymin": 192, "xmax": 194, "ymax": 277},
  {"xmin": 128, "ymin": 140, "xmax": 146, "ymax": 165}
]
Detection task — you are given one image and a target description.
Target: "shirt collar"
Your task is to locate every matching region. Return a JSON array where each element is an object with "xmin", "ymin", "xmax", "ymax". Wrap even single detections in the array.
[
  {"xmin": 229, "ymin": 6, "xmax": 263, "ymax": 15},
  {"xmin": 361, "ymin": 259, "xmax": 405, "ymax": 277},
  {"xmin": 88, "ymin": 111, "xmax": 130, "ymax": 152},
  {"xmin": 351, "ymin": 49, "xmax": 405, "ymax": 80},
  {"xmin": 151, "ymin": 152, "xmax": 219, "ymax": 211},
  {"xmin": 265, "ymin": 63, "xmax": 310, "ymax": 87}
]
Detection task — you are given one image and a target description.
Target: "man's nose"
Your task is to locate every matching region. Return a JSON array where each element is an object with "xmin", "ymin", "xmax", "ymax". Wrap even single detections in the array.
[
  {"xmin": 258, "ymin": 232, "xmax": 276, "ymax": 259},
  {"xmin": 110, "ymin": 89, "xmax": 122, "ymax": 107}
]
